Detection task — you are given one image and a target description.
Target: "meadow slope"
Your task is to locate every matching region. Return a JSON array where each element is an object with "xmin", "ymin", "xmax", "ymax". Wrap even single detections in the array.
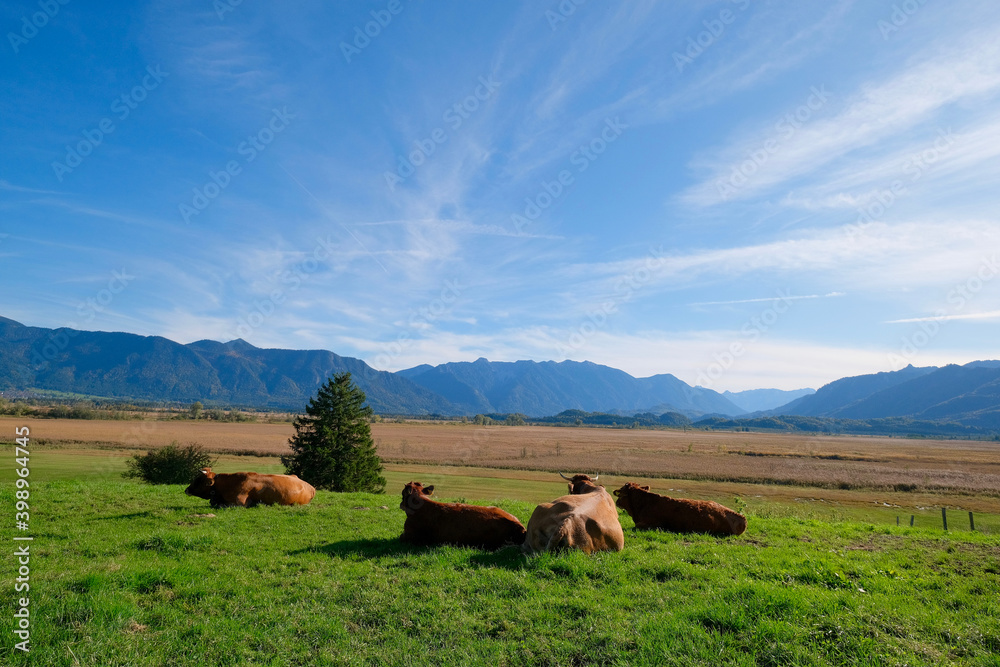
[
  {"xmin": 2, "ymin": 480, "xmax": 1000, "ymax": 666},
  {"xmin": 7, "ymin": 417, "xmax": 1000, "ymax": 496}
]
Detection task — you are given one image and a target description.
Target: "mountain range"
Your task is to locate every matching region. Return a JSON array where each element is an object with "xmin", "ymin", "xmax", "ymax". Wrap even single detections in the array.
[
  {"xmin": 0, "ymin": 317, "xmax": 454, "ymax": 414},
  {"xmin": 0, "ymin": 317, "xmax": 744, "ymax": 416},
  {"xmin": 766, "ymin": 361, "xmax": 1000, "ymax": 428},
  {"xmin": 397, "ymin": 358, "xmax": 742, "ymax": 416},
  {"xmin": 2, "ymin": 316, "xmax": 999, "ymax": 429}
]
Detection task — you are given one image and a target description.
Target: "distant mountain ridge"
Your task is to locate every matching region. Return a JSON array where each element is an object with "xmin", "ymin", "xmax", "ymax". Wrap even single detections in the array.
[
  {"xmin": 772, "ymin": 364, "xmax": 937, "ymax": 416},
  {"xmin": 0, "ymin": 317, "xmax": 744, "ymax": 417},
  {"xmin": 769, "ymin": 362, "xmax": 1000, "ymax": 428},
  {"xmin": 397, "ymin": 357, "xmax": 744, "ymax": 417},
  {"xmin": 0, "ymin": 317, "xmax": 456, "ymax": 413},
  {"xmin": 3, "ymin": 316, "xmax": 999, "ymax": 428}
]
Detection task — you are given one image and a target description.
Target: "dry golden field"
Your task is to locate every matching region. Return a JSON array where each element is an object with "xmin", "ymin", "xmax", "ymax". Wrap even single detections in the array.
[
  {"xmin": 6, "ymin": 416, "xmax": 1000, "ymax": 525},
  {"xmin": 6, "ymin": 416, "xmax": 999, "ymax": 497}
]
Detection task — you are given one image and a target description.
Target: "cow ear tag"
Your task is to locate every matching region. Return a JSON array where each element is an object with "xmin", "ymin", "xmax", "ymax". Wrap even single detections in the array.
[{"xmin": 424, "ymin": 485, "xmax": 434, "ymax": 495}]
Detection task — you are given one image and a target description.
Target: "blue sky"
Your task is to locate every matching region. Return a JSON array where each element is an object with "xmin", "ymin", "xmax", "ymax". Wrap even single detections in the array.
[{"xmin": 2, "ymin": 0, "xmax": 999, "ymax": 391}]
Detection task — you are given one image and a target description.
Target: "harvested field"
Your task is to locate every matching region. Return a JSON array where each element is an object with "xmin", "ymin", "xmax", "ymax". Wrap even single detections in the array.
[
  {"xmin": 5, "ymin": 416, "xmax": 999, "ymax": 496},
  {"xmin": 3, "ymin": 416, "xmax": 294, "ymax": 452},
  {"xmin": 373, "ymin": 423, "xmax": 1000, "ymax": 496}
]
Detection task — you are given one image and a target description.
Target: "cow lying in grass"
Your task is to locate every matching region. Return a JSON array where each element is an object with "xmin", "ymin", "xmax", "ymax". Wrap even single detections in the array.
[
  {"xmin": 523, "ymin": 473, "xmax": 624, "ymax": 554},
  {"xmin": 399, "ymin": 481, "xmax": 526, "ymax": 550},
  {"xmin": 185, "ymin": 469, "xmax": 316, "ymax": 508},
  {"xmin": 613, "ymin": 482, "xmax": 747, "ymax": 536}
]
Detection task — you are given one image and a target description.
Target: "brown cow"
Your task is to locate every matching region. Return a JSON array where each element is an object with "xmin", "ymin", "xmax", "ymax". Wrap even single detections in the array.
[
  {"xmin": 399, "ymin": 481, "xmax": 526, "ymax": 550},
  {"xmin": 613, "ymin": 482, "xmax": 747, "ymax": 536},
  {"xmin": 185, "ymin": 468, "xmax": 316, "ymax": 508},
  {"xmin": 523, "ymin": 473, "xmax": 624, "ymax": 554}
]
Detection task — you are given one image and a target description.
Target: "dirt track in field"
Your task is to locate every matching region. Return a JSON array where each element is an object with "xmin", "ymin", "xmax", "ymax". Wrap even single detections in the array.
[{"xmin": 6, "ymin": 417, "xmax": 998, "ymax": 496}]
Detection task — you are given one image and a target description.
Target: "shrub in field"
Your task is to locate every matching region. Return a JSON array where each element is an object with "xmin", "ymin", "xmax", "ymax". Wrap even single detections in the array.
[
  {"xmin": 123, "ymin": 442, "xmax": 215, "ymax": 485},
  {"xmin": 282, "ymin": 371, "xmax": 385, "ymax": 493}
]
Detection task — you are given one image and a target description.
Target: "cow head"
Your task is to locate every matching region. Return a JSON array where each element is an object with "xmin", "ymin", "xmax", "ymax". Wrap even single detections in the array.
[
  {"xmin": 400, "ymin": 481, "xmax": 434, "ymax": 516},
  {"xmin": 559, "ymin": 472, "xmax": 603, "ymax": 495},
  {"xmin": 612, "ymin": 482, "xmax": 650, "ymax": 513},
  {"xmin": 184, "ymin": 468, "xmax": 216, "ymax": 500}
]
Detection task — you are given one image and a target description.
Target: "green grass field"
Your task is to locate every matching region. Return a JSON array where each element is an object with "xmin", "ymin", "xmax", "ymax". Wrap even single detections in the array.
[
  {"xmin": 3, "ymin": 469, "xmax": 1000, "ymax": 666},
  {"xmin": 4, "ymin": 443, "xmax": 997, "ymax": 534}
]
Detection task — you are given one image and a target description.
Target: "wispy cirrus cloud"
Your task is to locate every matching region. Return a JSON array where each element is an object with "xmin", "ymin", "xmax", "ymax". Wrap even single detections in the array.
[
  {"xmin": 690, "ymin": 292, "xmax": 845, "ymax": 307},
  {"xmin": 0, "ymin": 179, "xmax": 63, "ymax": 195},
  {"xmin": 779, "ymin": 116, "xmax": 1000, "ymax": 211},
  {"xmin": 564, "ymin": 220, "xmax": 1000, "ymax": 301},
  {"xmin": 680, "ymin": 30, "xmax": 1000, "ymax": 207},
  {"xmin": 886, "ymin": 310, "xmax": 1000, "ymax": 324}
]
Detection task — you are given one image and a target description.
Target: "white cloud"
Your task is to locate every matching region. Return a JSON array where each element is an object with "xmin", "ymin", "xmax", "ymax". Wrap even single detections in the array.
[
  {"xmin": 0, "ymin": 180, "xmax": 62, "ymax": 195},
  {"xmin": 566, "ymin": 220, "xmax": 1000, "ymax": 300},
  {"xmin": 690, "ymin": 292, "xmax": 845, "ymax": 307},
  {"xmin": 886, "ymin": 310, "xmax": 1000, "ymax": 324},
  {"xmin": 779, "ymin": 117, "xmax": 1000, "ymax": 211},
  {"xmin": 681, "ymin": 33, "xmax": 1000, "ymax": 206}
]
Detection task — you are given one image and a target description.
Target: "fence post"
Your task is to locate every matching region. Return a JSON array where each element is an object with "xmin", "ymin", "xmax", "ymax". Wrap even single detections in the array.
[
  {"xmin": 942, "ymin": 508, "xmax": 948, "ymax": 531},
  {"xmin": 910, "ymin": 515, "xmax": 914, "ymax": 527},
  {"xmin": 969, "ymin": 512, "xmax": 975, "ymax": 531},
  {"xmin": 896, "ymin": 516, "xmax": 899, "ymax": 526}
]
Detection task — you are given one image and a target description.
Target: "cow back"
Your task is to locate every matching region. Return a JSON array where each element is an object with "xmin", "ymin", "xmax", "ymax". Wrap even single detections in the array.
[
  {"xmin": 247, "ymin": 474, "xmax": 316, "ymax": 506},
  {"xmin": 399, "ymin": 484, "xmax": 526, "ymax": 550},
  {"xmin": 209, "ymin": 472, "xmax": 316, "ymax": 507},
  {"xmin": 616, "ymin": 483, "xmax": 746, "ymax": 536},
  {"xmin": 524, "ymin": 488, "xmax": 623, "ymax": 554}
]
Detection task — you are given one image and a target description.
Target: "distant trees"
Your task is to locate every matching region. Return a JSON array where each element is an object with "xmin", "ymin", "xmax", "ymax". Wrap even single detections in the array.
[
  {"xmin": 282, "ymin": 372, "xmax": 385, "ymax": 493},
  {"xmin": 203, "ymin": 408, "xmax": 257, "ymax": 422},
  {"xmin": 0, "ymin": 399, "xmax": 137, "ymax": 420},
  {"xmin": 189, "ymin": 401, "xmax": 203, "ymax": 419},
  {"xmin": 44, "ymin": 403, "xmax": 97, "ymax": 419},
  {"xmin": 471, "ymin": 413, "xmax": 527, "ymax": 426}
]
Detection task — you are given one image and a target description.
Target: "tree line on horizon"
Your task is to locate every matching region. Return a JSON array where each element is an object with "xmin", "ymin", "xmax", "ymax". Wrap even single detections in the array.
[{"xmin": 5, "ymin": 394, "xmax": 997, "ymax": 439}]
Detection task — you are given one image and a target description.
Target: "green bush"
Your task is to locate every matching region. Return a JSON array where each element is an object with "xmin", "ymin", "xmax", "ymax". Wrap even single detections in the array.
[{"xmin": 122, "ymin": 442, "xmax": 215, "ymax": 485}]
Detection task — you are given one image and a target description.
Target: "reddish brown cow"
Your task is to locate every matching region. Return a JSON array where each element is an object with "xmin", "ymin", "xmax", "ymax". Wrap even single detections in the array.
[
  {"xmin": 613, "ymin": 482, "xmax": 747, "ymax": 536},
  {"xmin": 399, "ymin": 481, "xmax": 526, "ymax": 550},
  {"xmin": 523, "ymin": 474, "xmax": 625, "ymax": 554},
  {"xmin": 185, "ymin": 468, "xmax": 315, "ymax": 508}
]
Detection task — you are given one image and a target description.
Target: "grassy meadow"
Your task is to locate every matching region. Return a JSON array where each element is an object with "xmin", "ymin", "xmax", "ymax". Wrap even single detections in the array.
[
  {"xmin": 2, "ymin": 478, "xmax": 999, "ymax": 666},
  {"xmin": 7, "ymin": 416, "xmax": 1000, "ymax": 498},
  {"xmin": 2, "ymin": 417, "xmax": 1000, "ymax": 664},
  {"xmin": 4, "ymin": 442, "xmax": 999, "ymax": 534}
]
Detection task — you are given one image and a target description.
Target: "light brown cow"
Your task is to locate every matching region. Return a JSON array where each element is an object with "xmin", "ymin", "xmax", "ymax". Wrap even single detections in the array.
[
  {"xmin": 399, "ymin": 481, "xmax": 526, "ymax": 550},
  {"xmin": 523, "ymin": 473, "xmax": 624, "ymax": 554},
  {"xmin": 185, "ymin": 468, "xmax": 316, "ymax": 508},
  {"xmin": 613, "ymin": 482, "xmax": 747, "ymax": 536}
]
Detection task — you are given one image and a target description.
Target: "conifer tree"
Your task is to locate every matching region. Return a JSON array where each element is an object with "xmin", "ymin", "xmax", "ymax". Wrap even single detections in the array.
[{"xmin": 282, "ymin": 372, "xmax": 385, "ymax": 493}]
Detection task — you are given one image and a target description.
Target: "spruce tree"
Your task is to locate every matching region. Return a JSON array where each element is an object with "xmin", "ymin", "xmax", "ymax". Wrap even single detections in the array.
[{"xmin": 282, "ymin": 372, "xmax": 385, "ymax": 493}]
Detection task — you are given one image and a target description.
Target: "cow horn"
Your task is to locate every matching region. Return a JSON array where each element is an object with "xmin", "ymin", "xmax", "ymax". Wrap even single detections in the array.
[
  {"xmin": 592, "ymin": 474, "xmax": 599, "ymax": 481},
  {"xmin": 558, "ymin": 472, "xmax": 572, "ymax": 481}
]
